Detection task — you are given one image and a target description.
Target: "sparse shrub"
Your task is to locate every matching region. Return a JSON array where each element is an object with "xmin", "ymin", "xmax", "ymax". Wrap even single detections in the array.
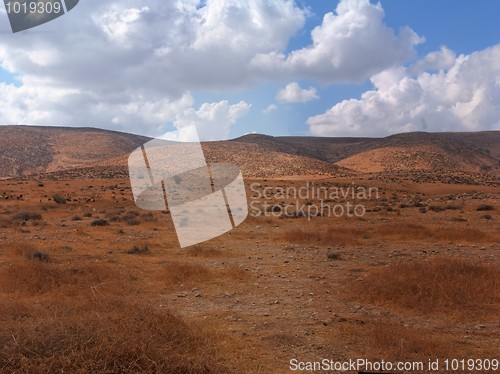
[
  {"xmin": 105, "ymin": 209, "xmax": 124, "ymax": 222},
  {"xmin": 125, "ymin": 217, "xmax": 140, "ymax": 226},
  {"xmin": 106, "ymin": 214, "xmax": 121, "ymax": 222},
  {"xmin": 429, "ymin": 205, "xmax": 445, "ymax": 212},
  {"xmin": 83, "ymin": 212, "xmax": 93, "ymax": 218},
  {"xmin": 91, "ymin": 219, "xmax": 109, "ymax": 227},
  {"xmin": 327, "ymin": 250, "xmax": 342, "ymax": 260},
  {"xmin": 53, "ymin": 194, "xmax": 67, "ymax": 204},
  {"xmin": 477, "ymin": 204, "xmax": 494, "ymax": 211},
  {"xmin": 419, "ymin": 207, "xmax": 427, "ymax": 213},
  {"xmin": 267, "ymin": 205, "xmax": 282, "ymax": 213},
  {"xmin": 27, "ymin": 250, "xmax": 50, "ymax": 262},
  {"xmin": 103, "ymin": 210, "xmax": 148, "ymax": 225},
  {"xmin": 482, "ymin": 214, "xmax": 493, "ymax": 220},
  {"xmin": 71, "ymin": 215, "xmax": 82, "ymax": 221},
  {"xmin": 142, "ymin": 212, "xmax": 157, "ymax": 222},
  {"xmin": 128, "ymin": 245, "xmax": 149, "ymax": 255},
  {"xmin": 12, "ymin": 211, "xmax": 42, "ymax": 222},
  {"xmin": 14, "ymin": 246, "xmax": 50, "ymax": 262}
]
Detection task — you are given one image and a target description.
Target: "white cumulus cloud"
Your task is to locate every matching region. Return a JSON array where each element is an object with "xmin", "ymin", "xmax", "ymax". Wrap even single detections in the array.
[
  {"xmin": 251, "ymin": 0, "xmax": 423, "ymax": 83},
  {"xmin": 165, "ymin": 100, "xmax": 252, "ymax": 141},
  {"xmin": 307, "ymin": 45, "xmax": 500, "ymax": 137},
  {"xmin": 0, "ymin": 0, "xmax": 304, "ymax": 136},
  {"xmin": 276, "ymin": 82, "xmax": 319, "ymax": 103},
  {"xmin": 263, "ymin": 104, "xmax": 278, "ymax": 114}
]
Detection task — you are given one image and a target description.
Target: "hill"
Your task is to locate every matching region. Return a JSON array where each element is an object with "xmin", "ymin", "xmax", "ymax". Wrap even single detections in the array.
[
  {"xmin": 0, "ymin": 126, "xmax": 148, "ymax": 179},
  {"xmin": 0, "ymin": 125, "xmax": 498, "ymax": 181}
]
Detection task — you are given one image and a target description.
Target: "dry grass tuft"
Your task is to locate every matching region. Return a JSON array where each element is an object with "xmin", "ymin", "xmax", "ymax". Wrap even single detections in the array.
[
  {"xmin": 162, "ymin": 261, "xmax": 247, "ymax": 287},
  {"xmin": 128, "ymin": 245, "xmax": 150, "ymax": 255},
  {"xmin": 0, "ymin": 249, "xmax": 230, "ymax": 373},
  {"xmin": 163, "ymin": 262, "xmax": 213, "ymax": 286},
  {"xmin": 476, "ymin": 204, "xmax": 494, "ymax": 211},
  {"xmin": 339, "ymin": 320, "xmax": 454, "ymax": 361},
  {"xmin": 0, "ymin": 261, "xmax": 119, "ymax": 296},
  {"xmin": 283, "ymin": 227, "xmax": 365, "ymax": 246},
  {"xmin": 10, "ymin": 244, "xmax": 50, "ymax": 262},
  {"xmin": 185, "ymin": 245, "xmax": 224, "ymax": 258},
  {"xmin": 11, "ymin": 211, "xmax": 43, "ymax": 223},
  {"xmin": 355, "ymin": 257, "xmax": 499, "ymax": 317},
  {"xmin": 0, "ymin": 299, "xmax": 229, "ymax": 373}
]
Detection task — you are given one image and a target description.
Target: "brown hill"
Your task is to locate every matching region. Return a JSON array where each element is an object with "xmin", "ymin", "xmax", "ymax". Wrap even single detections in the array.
[
  {"xmin": 202, "ymin": 138, "xmax": 344, "ymax": 178},
  {"xmin": 0, "ymin": 126, "xmax": 347, "ymax": 179},
  {"xmin": 273, "ymin": 131, "xmax": 500, "ymax": 174},
  {"xmin": 0, "ymin": 126, "xmax": 148, "ymax": 179},
  {"xmin": 0, "ymin": 125, "xmax": 498, "ymax": 181},
  {"xmin": 334, "ymin": 132, "xmax": 500, "ymax": 174}
]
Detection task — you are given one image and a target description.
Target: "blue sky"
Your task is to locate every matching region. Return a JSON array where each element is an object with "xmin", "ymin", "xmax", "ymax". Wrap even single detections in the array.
[
  {"xmin": 0, "ymin": 0, "xmax": 499, "ymax": 139},
  {"xmin": 214, "ymin": 0, "xmax": 500, "ymax": 138}
]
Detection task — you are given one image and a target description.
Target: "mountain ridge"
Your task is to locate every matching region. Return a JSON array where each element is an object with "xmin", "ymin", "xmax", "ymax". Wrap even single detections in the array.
[{"xmin": 0, "ymin": 125, "xmax": 498, "ymax": 180}]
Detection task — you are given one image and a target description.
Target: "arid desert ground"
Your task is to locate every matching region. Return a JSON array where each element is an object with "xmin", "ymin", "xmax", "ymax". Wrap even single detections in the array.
[{"xmin": 0, "ymin": 126, "xmax": 498, "ymax": 373}]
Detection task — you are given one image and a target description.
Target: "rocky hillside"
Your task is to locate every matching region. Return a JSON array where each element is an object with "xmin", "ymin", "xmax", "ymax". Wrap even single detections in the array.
[
  {"xmin": 0, "ymin": 125, "xmax": 498, "ymax": 181},
  {"xmin": 0, "ymin": 126, "xmax": 148, "ymax": 179}
]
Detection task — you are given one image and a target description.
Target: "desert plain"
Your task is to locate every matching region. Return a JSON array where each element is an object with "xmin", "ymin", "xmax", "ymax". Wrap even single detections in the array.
[{"xmin": 0, "ymin": 126, "xmax": 498, "ymax": 373}]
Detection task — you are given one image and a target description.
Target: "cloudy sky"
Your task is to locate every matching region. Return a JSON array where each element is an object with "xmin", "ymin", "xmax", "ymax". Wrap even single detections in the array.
[{"xmin": 0, "ymin": 0, "xmax": 499, "ymax": 140}]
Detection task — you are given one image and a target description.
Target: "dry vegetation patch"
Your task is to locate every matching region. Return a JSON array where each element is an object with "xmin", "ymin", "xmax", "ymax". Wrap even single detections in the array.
[
  {"xmin": 0, "ymin": 245, "xmax": 231, "ymax": 373},
  {"xmin": 283, "ymin": 222, "xmax": 494, "ymax": 245},
  {"xmin": 185, "ymin": 245, "xmax": 224, "ymax": 258},
  {"xmin": 339, "ymin": 321, "xmax": 452, "ymax": 361},
  {"xmin": 371, "ymin": 223, "xmax": 492, "ymax": 243},
  {"xmin": 0, "ymin": 260, "xmax": 120, "ymax": 296},
  {"xmin": 355, "ymin": 257, "xmax": 499, "ymax": 317},
  {"xmin": 283, "ymin": 227, "xmax": 366, "ymax": 246},
  {"xmin": 162, "ymin": 261, "xmax": 247, "ymax": 287},
  {"xmin": 0, "ymin": 300, "xmax": 229, "ymax": 373}
]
